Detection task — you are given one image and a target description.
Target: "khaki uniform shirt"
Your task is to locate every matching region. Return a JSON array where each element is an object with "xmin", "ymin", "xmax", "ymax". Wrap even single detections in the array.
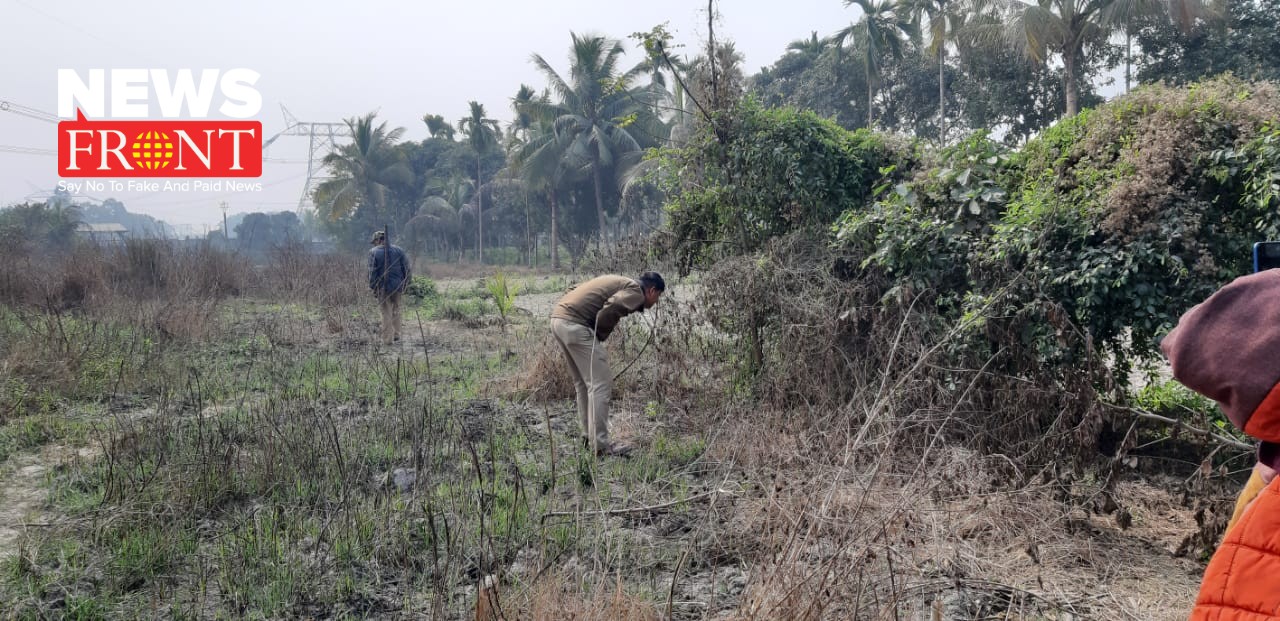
[{"xmin": 550, "ymin": 275, "xmax": 646, "ymax": 341}]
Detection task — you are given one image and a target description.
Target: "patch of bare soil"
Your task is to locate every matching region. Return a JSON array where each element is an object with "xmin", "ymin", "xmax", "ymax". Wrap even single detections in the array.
[{"xmin": 0, "ymin": 444, "xmax": 99, "ymax": 560}]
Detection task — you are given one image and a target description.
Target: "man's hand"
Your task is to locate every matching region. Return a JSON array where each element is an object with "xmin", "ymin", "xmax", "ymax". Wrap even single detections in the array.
[
  {"xmin": 1234, "ymin": 461, "xmax": 1280, "ymax": 528},
  {"xmin": 1260, "ymin": 461, "xmax": 1278, "ymax": 485}
]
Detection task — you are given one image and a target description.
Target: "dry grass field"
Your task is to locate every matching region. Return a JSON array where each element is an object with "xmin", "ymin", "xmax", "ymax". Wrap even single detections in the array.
[{"xmin": 0, "ymin": 242, "xmax": 1242, "ymax": 619}]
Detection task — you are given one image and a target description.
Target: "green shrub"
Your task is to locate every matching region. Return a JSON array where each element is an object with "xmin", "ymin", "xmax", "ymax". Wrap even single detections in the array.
[
  {"xmin": 838, "ymin": 77, "xmax": 1280, "ymax": 380},
  {"xmin": 661, "ymin": 98, "xmax": 908, "ymax": 273},
  {"xmin": 484, "ymin": 271, "xmax": 519, "ymax": 333},
  {"xmin": 984, "ymin": 78, "xmax": 1280, "ymax": 375},
  {"xmin": 1135, "ymin": 379, "xmax": 1243, "ymax": 439},
  {"xmin": 436, "ymin": 298, "xmax": 489, "ymax": 324},
  {"xmin": 1134, "ymin": 380, "xmax": 1217, "ymax": 419},
  {"xmin": 835, "ymin": 131, "xmax": 1017, "ymax": 313},
  {"xmin": 405, "ymin": 275, "xmax": 438, "ymax": 302}
]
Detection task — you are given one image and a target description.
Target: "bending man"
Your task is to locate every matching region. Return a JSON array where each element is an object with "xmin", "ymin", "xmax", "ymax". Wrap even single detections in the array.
[{"xmin": 550, "ymin": 272, "xmax": 664, "ymax": 457}]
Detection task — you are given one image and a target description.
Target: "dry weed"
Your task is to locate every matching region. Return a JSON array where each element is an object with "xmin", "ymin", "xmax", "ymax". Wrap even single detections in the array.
[
  {"xmin": 520, "ymin": 570, "xmax": 661, "ymax": 621},
  {"xmin": 512, "ymin": 335, "xmax": 576, "ymax": 402}
]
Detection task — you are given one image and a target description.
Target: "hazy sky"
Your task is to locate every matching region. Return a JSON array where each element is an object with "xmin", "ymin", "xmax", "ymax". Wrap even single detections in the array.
[{"xmin": 0, "ymin": 0, "xmax": 863, "ymax": 231}]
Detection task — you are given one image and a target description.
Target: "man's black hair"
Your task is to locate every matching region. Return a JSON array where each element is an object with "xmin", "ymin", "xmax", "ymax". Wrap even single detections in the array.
[{"xmin": 638, "ymin": 271, "xmax": 665, "ymax": 292}]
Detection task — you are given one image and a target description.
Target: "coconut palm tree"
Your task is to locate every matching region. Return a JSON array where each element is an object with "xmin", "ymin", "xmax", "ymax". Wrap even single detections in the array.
[
  {"xmin": 506, "ymin": 84, "xmax": 540, "ymax": 264},
  {"xmin": 997, "ymin": 0, "xmax": 1212, "ymax": 116},
  {"xmin": 909, "ymin": 0, "xmax": 970, "ymax": 142},
  {"xmin": 787, "ymin": 31, "xmax": 831, "ymax": 61},
  {"xmin": 408, "ymin": 172, "xmax": 472, "ymax": 261},
  {"xmin": 508, "ymin": 85, "xmax": 538, "ymax": 146},
  {"xmin": 458, "ymin": 101, "xmax": 500, "ymax": 263},
  {"xmin": 686, "ymin": 41, "xmax": 747, "ymax": 116},
  {"xmin": 512, "ymin": 92, "xmax": 573, "ymax": 269},
  {"xmin": 528, "ymin": 32, "xmax": 659, "ymax": 246},
  {"xmin": 628, "ymin": 45, "xmax": 687, "ymax": 124},
  {"xmin": 422, "ymin": 114, "xmax": 456, "ymax": 141},
  {"xmin": 314, "ymin": 113, "xmax": 413, "ymax": 223},
  {"xmin": 832, "ymin": 0, "xmax": 918, "ymax": 127}
]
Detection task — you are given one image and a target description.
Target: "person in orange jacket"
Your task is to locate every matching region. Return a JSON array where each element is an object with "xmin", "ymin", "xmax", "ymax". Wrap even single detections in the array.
[{"xmin": 1162, "ymin": 269, "xmax": 1280, "ymax": 620}]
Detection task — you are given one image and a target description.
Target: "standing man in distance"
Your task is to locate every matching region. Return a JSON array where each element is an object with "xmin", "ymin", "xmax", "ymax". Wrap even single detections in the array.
[
  {"xmin": 368, "ymin": 230, "xmax": 411, "ymax": 345},
  {"xmin": 550, "ymin": 272, "xmax": 665, "ymax": 457}
]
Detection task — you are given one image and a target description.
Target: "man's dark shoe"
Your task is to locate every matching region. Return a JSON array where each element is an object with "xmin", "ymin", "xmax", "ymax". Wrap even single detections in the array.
[{"xmin": 595, "ymin": 441, "xmax": 633, "ymax": 458}]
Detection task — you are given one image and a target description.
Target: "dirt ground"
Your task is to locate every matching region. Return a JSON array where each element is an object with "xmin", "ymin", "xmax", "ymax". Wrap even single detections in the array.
[{"xmin": 0, "ymin": 278, "xmax": 1229, "ymax": 619}]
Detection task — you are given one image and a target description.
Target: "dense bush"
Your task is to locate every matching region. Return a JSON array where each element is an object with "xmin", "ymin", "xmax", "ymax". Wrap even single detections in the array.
[
  {"xmin": 663, "ymin": 77, "xmax": 1280, "ymax": 461},
  {"xmin": 660, "ymin": 98, "xmax": 909, "ymax": 273},
  {"xmin": 405, "ymin": 275, "xmax": 439, "ymax": 301},
  {"xmin": 835, "ymin": 131, "xmax": 1018, "ymax": 314},
  {"xmin": 842, "ymin": 77, "xmax": 1280, "ymax": 380},
  {"xmin": 983, "ymin": 78, "xmax": 1280, "ymax": 376}
]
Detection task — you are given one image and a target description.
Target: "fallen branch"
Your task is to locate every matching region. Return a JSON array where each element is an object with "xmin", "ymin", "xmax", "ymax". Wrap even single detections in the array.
[
  {"xmin": 1109, "ymin": 403, "xmax": 1253, "ymax": 452},
  {"xmin": 539, "ymin": 487, "xmax": 732, "ymax": 522}
]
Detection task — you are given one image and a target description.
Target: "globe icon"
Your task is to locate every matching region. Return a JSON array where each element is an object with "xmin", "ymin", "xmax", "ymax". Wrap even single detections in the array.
[{"xmin": 130, "ymin": 130, "xmax": 174, "ymax": 170}]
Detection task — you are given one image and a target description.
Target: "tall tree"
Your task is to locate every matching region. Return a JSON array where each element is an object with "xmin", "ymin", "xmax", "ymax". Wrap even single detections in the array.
[
  {"xmin": 687, "ymin": 41, "xmax": 747, "ymax": 117},
  {"xmin": 0, "ymin": 202, "xmax": 81, "ymax": 248},
  {"xmin": 314, "ymin": 113, "xmax": 413, "ymax": 226},
  {"xmin": 787, "ymin": 31, "xmax": 831, "ymax": 60},
  {"xmin": 833, "ymin": 0, "xmax": 918, "ymax": 127},
  {"xmin": 529, "ymin": 32, "xmax": 658, "ymax": 246},
  {"xmin": 458, "ymin": 101, "xmax": 500, "ymax": 263},
  {"xmin": 507, "ymin": 84, "xmax": 540, "ymax": 265},
  {"xmin": 234, "ymin": 212, "xmax": 303, "ymax": 250},
  {"xmin": 422, "ymin": 114, "xmax": 456, "ymax": 141},
  {"xmin": 910, "ymin": 0, "xmax": 969, "ymax": 142},
  {"xmin": 508, "ymin": 85, "xmax": 538, "ymax": 145},
  {"xmin": 1135, "ymin": 0, "xmax": 1280, "ymax": 85},
  {"xmin": 408, "ymin": 171, "xmax": 472, "ymax": 261},
  {"xmin": 997, "ymin": 0, "xmax": 1211, "ymax": 116},
  {"xmin": 628, "ymin": 38, "xmax": 686, "ymax": 123},
  {"xmin": 752, "ymin": 43, "xmax": 861, "ymax": 126},
  {"xmin": 513, "ymin": 91, "xmax": 572, "ymax": 269}
]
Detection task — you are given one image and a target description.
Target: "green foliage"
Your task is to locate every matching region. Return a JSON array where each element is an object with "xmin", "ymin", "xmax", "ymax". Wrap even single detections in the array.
[
  {"xmin": 405, "ymin": 275, "xmax": 439, "ymax": 302},
  {"xmin": 835, "ymin": 132, "xmax": 1017, "ymax": 309},
  {"xmin": 1135, "ymin": 0, "xmax": 1280, "ymax": 86},
  {"xmin": 529, "ymin": 31, "xmax": 665, "ymax": 242},
  {"xmin": 436, "ymin": 298, "xmax": 490, "ymax": 324},
  {"xmin": 484, "ymin": 270, "xmax": 520, "ymax": 332},
  {"xmin": 314, "ymin": 112, "xmax": 413, "ymax": 229},
  {"xmin": 110, "ymin": 525, "xmax": 180, "ymax": 593},
  {"xmin": 1135, "ymin": 379, "xmax": 1244, "ymax": 438},
  {"xmin": 1134, "ymin": 380, "xmax": 1217, "ymax": 419},
  {"xmin": 1226, "ymin": 123, "xmax": 1280, "ymax": 218},
  {"xmin": 989, "ymin": 79, "xmax": 1280, "ymax": 371},
  {"xmin": 753, "ymin": 42, "xmax": 864, "ymax": 128},
  {"xmin": 837, "ymin": 77, "xmax": 1280, "ymax": 380},
  {"xmin": 0, "ymin": 202, "xmax": 81, "ymax": 250},
  {"xmin": 749, "ymin": 19, "xmax": 1106, "ymax": 145},
  {"xmin": 232, "ymin": 211, "xmax": 304, "ymax": 250},
  {"xmin": 662, "ymin": 98, "xmax": 904, "ymax": 273}
]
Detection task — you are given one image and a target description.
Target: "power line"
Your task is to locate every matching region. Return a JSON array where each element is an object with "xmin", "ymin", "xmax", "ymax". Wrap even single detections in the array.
[
  {"xmin": 10, "ymin": 0, "xmax": 141, "ymax": 59},
  {"xmin": 0, "ymin": 145, "xmax": 56, "ymax": 156},
  {"xmin": 0, "ymin": 99, "xmax": 60, "ymax": 123}
]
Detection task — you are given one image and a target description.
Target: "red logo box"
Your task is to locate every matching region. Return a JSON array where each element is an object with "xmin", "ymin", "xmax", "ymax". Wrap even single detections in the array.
[{"xmin": 58, "ymin": 110, "xmax": 261, "ymax": 178}]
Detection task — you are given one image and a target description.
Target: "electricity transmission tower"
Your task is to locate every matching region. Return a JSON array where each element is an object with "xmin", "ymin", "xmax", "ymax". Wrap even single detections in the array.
[{"xmin": 261, "ymin": 105, "xmax": 351, "ymax": 214}]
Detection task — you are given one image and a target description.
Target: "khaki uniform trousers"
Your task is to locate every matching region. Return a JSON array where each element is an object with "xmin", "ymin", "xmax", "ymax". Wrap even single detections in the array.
[
  {"xmin": 550, "ymin": 318, "xmax": 611, "ymax": 449},
  {"xmin": 379, "ymin": 291, "xmax": 403, "ymax": 344}
]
